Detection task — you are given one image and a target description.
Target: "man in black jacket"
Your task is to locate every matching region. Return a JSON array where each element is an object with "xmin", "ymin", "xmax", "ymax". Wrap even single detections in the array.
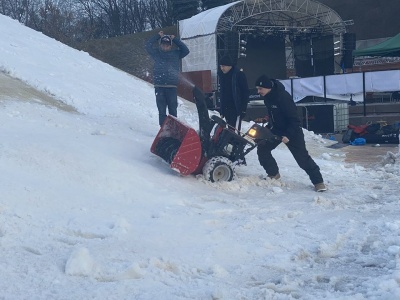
[
  {"xmin": 254, "ymin": 74, "xmax": 327, "ymax": 192},
  {"xmin": 218, "ymin": 54, "xmax": 249, "ymax": 132},
  {"xmin": 145, "ymin": 31, "xmax": 190, "ymax": 126}
]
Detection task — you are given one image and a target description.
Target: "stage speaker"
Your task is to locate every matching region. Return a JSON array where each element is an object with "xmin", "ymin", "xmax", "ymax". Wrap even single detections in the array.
[
  {"xmin": 342, "ymin": 33, "xmax": 356, "ymax": 68},
  {"xmin": 218, "ymin": 32, "xmax": 239, "ymax": 65},
  {"xmin": 312, "ymin": 35, "xmax": 334, "ymax": 76},
  {"xmin": 294, "ymin": 38, "xmax": 313, "ymax": 77}
]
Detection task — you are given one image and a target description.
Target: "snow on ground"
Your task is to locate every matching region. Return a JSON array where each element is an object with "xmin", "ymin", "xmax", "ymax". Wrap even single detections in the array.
[{"xmin": 1, "ymin": 14, "xmax": 400, "ymax": 299}]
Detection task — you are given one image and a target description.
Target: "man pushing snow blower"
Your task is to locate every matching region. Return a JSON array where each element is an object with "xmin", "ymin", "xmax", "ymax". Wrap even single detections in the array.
[
  {"xmin": 254, "ymin": 74, "xmax": 327, "ymax": 192},
  {"xmin": 150, "ymin": 86, "xmax": 280, "ymax": 182}
]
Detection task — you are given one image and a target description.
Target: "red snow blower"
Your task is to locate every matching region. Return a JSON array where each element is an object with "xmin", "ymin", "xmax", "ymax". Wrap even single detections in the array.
[{"xmin": 150, "ymin": 86, "xmax": 280, "ymax": 182}]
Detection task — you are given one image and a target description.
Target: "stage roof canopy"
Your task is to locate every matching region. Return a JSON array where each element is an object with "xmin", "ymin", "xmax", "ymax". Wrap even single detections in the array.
[
  {"xmin": 179, "ymin": 0, "xmax": 352, "ymax": 39},
  {"xmin": 179, "ymin": 2, "xmax": 239, "ymax": 39}
]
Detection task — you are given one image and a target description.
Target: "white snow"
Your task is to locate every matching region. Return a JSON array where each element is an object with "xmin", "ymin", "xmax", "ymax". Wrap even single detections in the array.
[{"xmin": 1, "ymin": 14, "xmax": 400, "ymax": 299}]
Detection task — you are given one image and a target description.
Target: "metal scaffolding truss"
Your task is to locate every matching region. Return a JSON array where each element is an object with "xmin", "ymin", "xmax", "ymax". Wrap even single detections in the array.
[
  {"xmin": 354, "ymin": 56, "xmax": 400, "ymax": 66},
  {"xmin": 217, "ymin": 0, "xmax": 353, "ymax": 37}
]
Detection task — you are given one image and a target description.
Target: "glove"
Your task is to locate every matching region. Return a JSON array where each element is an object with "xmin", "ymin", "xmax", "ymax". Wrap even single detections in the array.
[
  {"xmin": 240, "ymin": 111, "xmax": 246, "ymax": 118},
  {"xmin": 254, "ymin": 117, "xmax": 268, "ymax": 123}
]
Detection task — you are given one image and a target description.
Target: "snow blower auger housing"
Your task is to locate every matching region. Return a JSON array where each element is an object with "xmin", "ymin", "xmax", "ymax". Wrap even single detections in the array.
[{"xmin": 150, "ymin": 86, "xmax": 280, "ymax": 182}]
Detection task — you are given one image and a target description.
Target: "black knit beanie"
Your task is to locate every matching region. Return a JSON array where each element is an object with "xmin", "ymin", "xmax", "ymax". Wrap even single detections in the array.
[
  {"xmin": 219, "ymin": 55, "xmax": 235, "ymax": 66},
  {"xmin": 255, "ymin": 75, "xmax": 273, "ymax": 89}
]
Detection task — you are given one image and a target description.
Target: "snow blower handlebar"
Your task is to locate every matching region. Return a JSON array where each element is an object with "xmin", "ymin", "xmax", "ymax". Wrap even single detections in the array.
[
  {"xmin": 192, "ymin": 86, "xmax": 214, "ymax": 153},
  {"xmin": 192, "ymin": 85, "xmax": 281, "ymax": 145}
]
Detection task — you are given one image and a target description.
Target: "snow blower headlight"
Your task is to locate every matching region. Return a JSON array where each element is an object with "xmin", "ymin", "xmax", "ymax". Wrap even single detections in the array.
[
  {"xmin": 247, "ymin": 128, "xmax": 258, "ymax": 138},
  {"xmin": 246, "ymin": 124, "xmax": 263, "ymax": 138}
]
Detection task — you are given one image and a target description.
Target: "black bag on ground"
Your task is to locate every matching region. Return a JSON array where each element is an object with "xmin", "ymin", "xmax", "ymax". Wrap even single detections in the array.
[
  {"xmin": 362, "ymin": 124, "xmax": 399, "ymax": 144},
  {"xmin": 365, "ymin": 123, "xmax": 380, "ymax": 134},
  {"xmin": 343, "ymin": 123, "xmax": 399, "ymax": 144},
  {"xmin": 342, "ymin": 129, "xmax": 356, "ymax": 143}
]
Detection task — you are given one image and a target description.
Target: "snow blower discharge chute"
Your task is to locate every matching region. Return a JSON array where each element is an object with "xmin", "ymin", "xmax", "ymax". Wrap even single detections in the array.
[{"xmin": 150, "ymin": 86, "xmax": 280, "ymax": 182}]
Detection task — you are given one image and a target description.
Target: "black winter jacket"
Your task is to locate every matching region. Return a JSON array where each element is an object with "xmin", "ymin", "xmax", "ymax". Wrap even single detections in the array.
[
  {"xmin": 263, "ymin": 80, "xmax": 302, "ymax": 140},
  {"xmin": 145, "ymin": 35, "xmax": 189, "ymax": 86},
  {"xmin": 218, "ymin": 66, "xmax": 249, "ymax": 116}
]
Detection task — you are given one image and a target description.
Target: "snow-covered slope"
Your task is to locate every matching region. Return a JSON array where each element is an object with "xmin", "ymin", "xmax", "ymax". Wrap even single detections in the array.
[{"xmin": 1, "ymin": 14, "xmax": 400, "ymax": 299}]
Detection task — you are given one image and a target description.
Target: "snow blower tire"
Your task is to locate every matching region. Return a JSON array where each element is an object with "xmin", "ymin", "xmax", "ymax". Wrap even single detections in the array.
[{"xmin": 203, "ymin": 156, "xmax": 234, "ymax": 182}]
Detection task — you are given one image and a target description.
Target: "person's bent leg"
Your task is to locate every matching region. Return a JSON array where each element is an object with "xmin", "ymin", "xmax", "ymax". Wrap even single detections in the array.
[
  {"xmin": 287, "ymin": 136, "xmax": 323, "ymax": 185},
  {"xmin": 257, "ymin": 140, "xmax": 281, "ymax": 177}
]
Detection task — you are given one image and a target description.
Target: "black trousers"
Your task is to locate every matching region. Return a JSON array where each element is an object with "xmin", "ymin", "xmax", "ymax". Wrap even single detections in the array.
[
  {"xmin": 257, "ymin": 130, "xmax": 323, "ymax": 184},
  {"xmin": 225, "ymin": 108, "xmax": 242, "ymax": 132},
  {"xmin": 155, "ymin": 87, "xmax": 177, "ymax": 126}
]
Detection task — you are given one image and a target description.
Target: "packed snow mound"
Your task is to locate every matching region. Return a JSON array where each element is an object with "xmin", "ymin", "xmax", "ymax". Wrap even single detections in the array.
[{"xmin": 378, "ymin": 150, "xmax": 400, "ymax": 176}]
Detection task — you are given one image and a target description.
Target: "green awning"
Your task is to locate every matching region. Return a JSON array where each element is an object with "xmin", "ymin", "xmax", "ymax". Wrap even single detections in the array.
[{"xmin": 353, "ymin": 33, "xmax": 400, "ymax": 57}]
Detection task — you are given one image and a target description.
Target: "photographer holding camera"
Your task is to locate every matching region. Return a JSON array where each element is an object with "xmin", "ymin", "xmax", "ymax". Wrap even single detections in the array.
[{"xmin": 145, "ymin": 31, "xmax": 190, "ymax": 126}]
